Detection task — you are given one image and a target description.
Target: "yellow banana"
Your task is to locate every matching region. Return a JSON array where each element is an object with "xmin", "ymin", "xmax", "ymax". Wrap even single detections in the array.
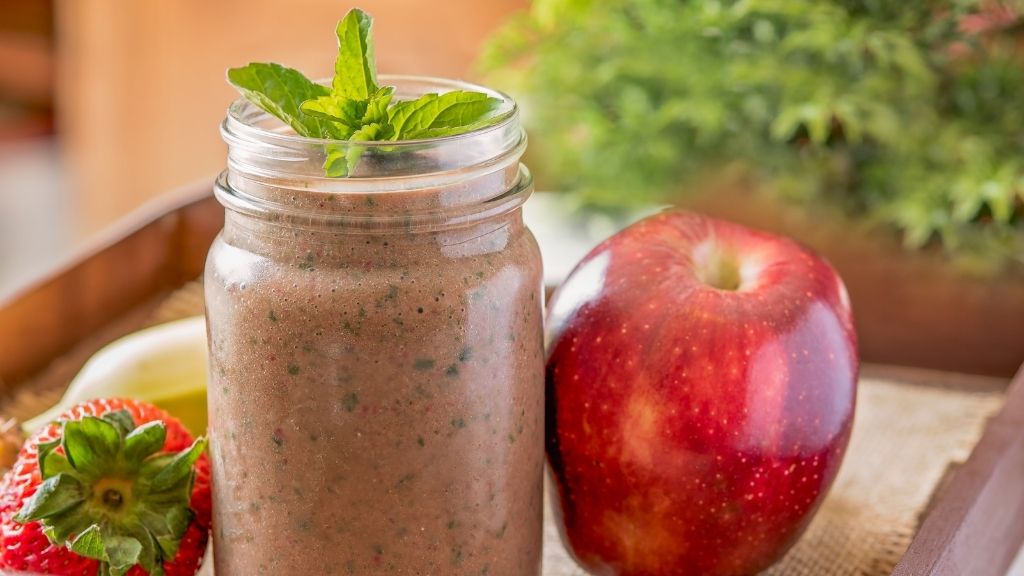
[{"xmin": 23, "ymin": 316, "xmax": 209, "ymax": 435}]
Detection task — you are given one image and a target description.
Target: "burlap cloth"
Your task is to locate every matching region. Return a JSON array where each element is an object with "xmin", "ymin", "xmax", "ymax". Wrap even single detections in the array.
[{"xmin": 5, "ymin": 282, "xmax": 1005, "ymax": 575}]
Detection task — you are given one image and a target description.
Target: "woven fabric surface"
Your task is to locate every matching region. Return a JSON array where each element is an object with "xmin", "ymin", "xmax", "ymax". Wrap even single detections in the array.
[{"xmin": 4, "ymin": 281, "xmax": 1005, "ymax": 575}]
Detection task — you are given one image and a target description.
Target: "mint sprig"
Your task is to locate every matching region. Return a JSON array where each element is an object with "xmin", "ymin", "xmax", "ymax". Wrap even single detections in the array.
[{"xmin": 227, "ymin": 9, "xmax": 503, "ymax": 177}]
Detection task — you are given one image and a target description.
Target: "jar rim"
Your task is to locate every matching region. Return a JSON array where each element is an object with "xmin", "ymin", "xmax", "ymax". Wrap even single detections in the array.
[{"xmin": 224, "ymin": 75, "xmax": 519, "ymax": 149}]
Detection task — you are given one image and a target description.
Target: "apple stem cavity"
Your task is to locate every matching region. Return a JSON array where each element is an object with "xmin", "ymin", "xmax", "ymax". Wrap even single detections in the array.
[{"xmin": 693, "ymin": 242, "xmax": 742, "ymax": 291}]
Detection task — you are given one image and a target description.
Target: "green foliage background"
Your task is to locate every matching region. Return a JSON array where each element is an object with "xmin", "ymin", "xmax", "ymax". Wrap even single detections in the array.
[{"xmin": 481, "ymin": 0, "xmax": 1024, "ymax": 267}]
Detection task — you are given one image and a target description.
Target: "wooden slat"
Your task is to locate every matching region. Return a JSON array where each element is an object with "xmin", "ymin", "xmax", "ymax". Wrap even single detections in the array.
[
  {"xmin": 892, "ymin": 363, "xmax": 1024, "ymax": 575},
  {"xmin": 0, "ymin": 181, "xmax": 220, "ymax": 389}
]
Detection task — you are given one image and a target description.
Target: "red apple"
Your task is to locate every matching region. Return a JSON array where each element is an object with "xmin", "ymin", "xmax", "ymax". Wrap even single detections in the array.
[{"xmin": 546, "ymin": 211, "xmax": 857, "ymax": 576}]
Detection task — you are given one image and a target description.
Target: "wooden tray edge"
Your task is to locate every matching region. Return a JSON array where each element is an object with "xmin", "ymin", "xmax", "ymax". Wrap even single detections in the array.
[
  {"xmin": 893, "ymin": 363, "xmax": 1024, "ymax": 575},
  {"xmin": 0, "ymin": 178, "xmax": 220, "ymax": 388}
]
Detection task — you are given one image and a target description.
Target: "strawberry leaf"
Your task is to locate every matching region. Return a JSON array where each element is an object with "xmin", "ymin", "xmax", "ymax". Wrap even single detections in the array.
[
  {"xmin": 36, "ymin": 439, "xmax": 65, "ymax": 479},
  {"xmin": 62, "ymin": 417, "xmax": 120, "ymax": 477},
  {"xmin": 103, "ymin": 533, "xmax": 145, "ymax": 575},
  {"xmin": 100, "ymin": 411, "xmax": 136, "ymax": 437},
  {"xmin": 15, "ymin": 474, "xmax": 85, "ymax": 522},
  {"xmin": 41, "ymin": 508, "xmax": 95, "ymax": 544},
  {"xmin": 124, "ymin": 421, "xmax": 167, "ymax": 465},
  {"xmin": 151, "ymin": 437, "xmax": 207, "ymax": 492},
  {"xmin": 123, "ymin": 521, "xmax": 165, "ymax": 576},
  {"xmin": 140, "ymin": 505, "xmax": 192, "ymax": 559},
  {"xmin": 68, "ymin": 525, "xmax": 106, "ymax": 561},
  {"xmin": 39, "ymin": 451, "xmax": 74, "ymax": 480}
]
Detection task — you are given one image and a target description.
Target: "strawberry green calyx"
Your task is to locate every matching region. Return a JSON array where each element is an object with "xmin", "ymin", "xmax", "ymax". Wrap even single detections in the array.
[{"xmin": 13, "ymin": 410, "xmax": 206, "ymax": 576}]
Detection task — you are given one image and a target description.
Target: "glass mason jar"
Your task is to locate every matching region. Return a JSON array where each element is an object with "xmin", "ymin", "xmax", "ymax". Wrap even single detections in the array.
[{"xmin": 205, "ymin": 77, "xmax": 544, "ymax": 575}]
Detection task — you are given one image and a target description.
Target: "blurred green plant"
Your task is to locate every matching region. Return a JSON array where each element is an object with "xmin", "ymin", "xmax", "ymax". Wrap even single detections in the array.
[{"xmin": 481, "ymin": 0, "xmax": 1024, "ymax": 268}]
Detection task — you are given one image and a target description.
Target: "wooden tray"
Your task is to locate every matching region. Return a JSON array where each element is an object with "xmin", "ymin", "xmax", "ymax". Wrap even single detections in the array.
[{"xmin": 2, "ymin": 183, "xmax": 1023, "ymax": 575}]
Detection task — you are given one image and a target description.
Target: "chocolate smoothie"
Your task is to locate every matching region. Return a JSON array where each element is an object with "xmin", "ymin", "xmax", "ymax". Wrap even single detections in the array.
[{"xmin": 205, "ymin": 83, "xmax": 544, "ymax": 575}]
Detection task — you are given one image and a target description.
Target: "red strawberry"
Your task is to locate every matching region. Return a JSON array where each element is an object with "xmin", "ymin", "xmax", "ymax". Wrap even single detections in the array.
[{"xmin": 0, "ymin": 398, "xmax": 210, "ymax": 575}]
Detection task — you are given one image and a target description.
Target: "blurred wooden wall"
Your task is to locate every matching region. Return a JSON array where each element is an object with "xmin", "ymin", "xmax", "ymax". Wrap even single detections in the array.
[
  {"xmin": 55, "ymin": 0, "xmax": 526, "ymax": 238},
  {"xmin": 0, "ymin": 0, "xmax": 54, "ymax": 139}
]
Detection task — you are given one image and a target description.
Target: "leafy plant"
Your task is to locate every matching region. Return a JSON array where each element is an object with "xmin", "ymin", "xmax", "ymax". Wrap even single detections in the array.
[
  {"xmin": 229, "ymin": 9, "xmax": 503, "ymax": 177},
  {"xmin": 482, "ymin": 0, "xmax": 1024, "ymax": 267}
]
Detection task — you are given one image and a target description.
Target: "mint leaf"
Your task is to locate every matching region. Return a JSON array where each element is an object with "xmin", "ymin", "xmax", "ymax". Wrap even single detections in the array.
[
  {"xmin": 386, "ymin": 95, "xmax": 436, "ymax": 139},
  {"xmin": 363, "ymin": 87, "xmax": 395, "ymax": 126},
  {"xmin": 324, "ymin": 123, "xmax": 386, "ymax": 178},
  {"xmin": 403, "ymin": 105, "xmax": 507, "ymax": 139},
  {"xmin": 388, "ymin": 91, "xmax": 501, "ymax": 140},
  {"xmin": 350, "ymin": 123, "xmax": 384, "ymax": 144},
  {"xmin": 323, "ymin": 145, "xmax": 351, "ymax": 178},
  {"xmin": 227, "ymin": 63, "xmax": 344, "ymax": 139},
  {"xmin": 318, "ymin": 86, "xmax": 396, "ymax": 177},
  {"xmin": 300, "ymin": 86, "xmax": 396, "ymax": 136},
  {"xmin": 401, "ymin": 114, "xmax": 506, "ymax": 140},
  {"xmin": 348, "ymin": 123, "xmax": 386, "ymax": 175},
  {"xmin": 300, "ymin": 95, "xmax": 365, "ymax": 134},
  {"xmin": 415, "ymin": 91, "xmax": 500, "ymax": 130},
  {"xmin": 333, "ymin": 8, "xmax": 378, "ymax": 100}
]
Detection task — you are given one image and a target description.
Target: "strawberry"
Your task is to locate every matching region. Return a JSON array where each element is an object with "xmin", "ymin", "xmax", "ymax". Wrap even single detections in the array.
[{"xmin": 0, "ymin": 398, "xmax": 210, "ymax": 576}]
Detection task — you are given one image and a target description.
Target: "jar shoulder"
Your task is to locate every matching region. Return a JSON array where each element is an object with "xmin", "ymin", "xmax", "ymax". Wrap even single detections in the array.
[
  {"xmin": 208, "ymin": 219, "xmax": 540, "ymax": 277},
  {"xmin": 205, "ymin": 224, "xmax": 542, "ymax": 316}
]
